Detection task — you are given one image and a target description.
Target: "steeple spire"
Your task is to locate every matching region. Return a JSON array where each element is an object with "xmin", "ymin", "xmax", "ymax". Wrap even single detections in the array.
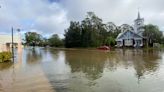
[{"xmin": 137, "ymin": 8, "xmax": 141, "ymax": 19}]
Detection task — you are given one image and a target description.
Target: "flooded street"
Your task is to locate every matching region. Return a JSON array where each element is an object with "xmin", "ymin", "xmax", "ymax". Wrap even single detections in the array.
[{"xmin": 0, "ymin": 48, "xmax": 164, "ymax": 92}]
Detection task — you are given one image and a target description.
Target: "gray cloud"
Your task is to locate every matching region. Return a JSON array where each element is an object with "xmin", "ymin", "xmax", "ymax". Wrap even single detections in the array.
[
  {"xmin": 0, "ymin": 0, "xmax": 69, "ymax": 37},
  {"xmin": 0, "ymin": 0, "xmax": 163, "ymax": 37},
  {"xmin": 60, "ymin": 0, "xmax": 164, "ymax": 29}
]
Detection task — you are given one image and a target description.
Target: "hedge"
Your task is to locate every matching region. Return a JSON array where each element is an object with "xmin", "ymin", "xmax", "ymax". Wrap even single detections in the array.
[{"xmin": 0, "ymin": 52, "xmax": 12, "ymax": 62}]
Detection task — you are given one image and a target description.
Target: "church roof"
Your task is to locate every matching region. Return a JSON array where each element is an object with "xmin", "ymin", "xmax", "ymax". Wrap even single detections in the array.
[{"xmin": 116, "ymin": 30, "xmax": 144, "ymax": 41}]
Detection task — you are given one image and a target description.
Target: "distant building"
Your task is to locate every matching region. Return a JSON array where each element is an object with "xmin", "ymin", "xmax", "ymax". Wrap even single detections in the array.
[
  {"xmin": 0, "ymin": 34, "xmax": 22, "ymax": 52},
  {"xmin": 116, "ymin": 11, "xmax": 145, "ymax": 47}
]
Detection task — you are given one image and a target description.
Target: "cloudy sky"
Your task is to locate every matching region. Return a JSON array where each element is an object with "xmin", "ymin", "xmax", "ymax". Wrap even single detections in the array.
[{"xmin": 0, "ymin": 0, "xmax": 164, "ymax": 38}]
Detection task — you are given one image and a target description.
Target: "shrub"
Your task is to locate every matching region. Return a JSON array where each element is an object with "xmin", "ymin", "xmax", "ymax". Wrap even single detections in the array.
[
  {"xmin": 0, "ymin": 52, "xmax": 12, "ymax": 62},
  {"xmin": 105, "ymin": 37, "xmax": 116, "ymax": 47}
]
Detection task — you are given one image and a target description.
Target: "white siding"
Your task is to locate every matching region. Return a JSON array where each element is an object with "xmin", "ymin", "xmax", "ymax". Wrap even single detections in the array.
[
  {"xmin": 0, "ymin": 34, "xmax": 21, "ymax": 52},
  {"xmin": 0, "ymin": 35, "xmax": 20, "ymax": 44}
]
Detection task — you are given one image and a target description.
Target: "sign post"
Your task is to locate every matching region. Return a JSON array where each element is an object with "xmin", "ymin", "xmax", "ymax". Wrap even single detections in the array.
[{"xmin": 11, "ymin": 27, "xmax": 14, "ymax": 62}]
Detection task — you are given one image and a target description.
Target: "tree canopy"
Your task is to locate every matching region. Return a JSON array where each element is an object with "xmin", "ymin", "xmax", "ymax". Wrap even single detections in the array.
[
  {"xmin": 48, "ymin": 34, "xmax": 64, "ymax": 47},
  {"xmin": 25, "ymin": 32, "xmax": 43, "ymax": 46},
  {"xmin": 143, "ymin": 24, "xmax": 163, "ymax": 46},
  {"xmin": 64, "ymin": 12, "xmax": 120, "ymax": 48}
]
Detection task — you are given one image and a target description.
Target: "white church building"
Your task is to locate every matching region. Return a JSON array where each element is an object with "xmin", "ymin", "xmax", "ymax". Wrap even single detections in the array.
[{"xmin": 116, "ymin": 12, "xmax": 145, "ymax": 47}]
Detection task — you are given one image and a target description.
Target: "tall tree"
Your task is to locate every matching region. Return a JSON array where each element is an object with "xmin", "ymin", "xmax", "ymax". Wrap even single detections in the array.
[
  {"xmin": 81, "ymin": 12, "xmax": 105, "ymax": 47},
  {"xmin": 25, "ymin": 32, "xmax": 43, "ymax": 46},
  {"xmin": 48, "ymin": 34, "xmax": 64, "ymax": 47},
  {"xmin": 143, "ymin": 24, "xmax": 163, "ymax": 46},
  {"xmin": 65, "ymin": 21, "xmax": 81, "ymax": 47},
  {"xmin": 64, "ymin": 12, "xmax": 121, "ymax": 48},
  {"xmin": 104, "ymin": 22, "xmax": 121, "ymax": 46}
]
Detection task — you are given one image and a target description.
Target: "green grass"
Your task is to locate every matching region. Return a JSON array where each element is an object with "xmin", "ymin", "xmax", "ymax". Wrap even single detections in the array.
[{"xmin": 0, "ymin": 52, "xmax": 12, "ymax": 63}]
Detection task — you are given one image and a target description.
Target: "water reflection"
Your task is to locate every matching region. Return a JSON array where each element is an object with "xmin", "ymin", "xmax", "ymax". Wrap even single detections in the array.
[
  {"xmin": 107, "ymin": 49, "xmax": 161, "ymax": 79},
  {"xmin": 0, "ymin": 48, "xmax": 164, "ymax": 92},
  {"xmin": 26, "ymin": 48, "xmax": 43, "ymax": 64},
  {"xmin": 65, "ymin": 49, "xmax": 161, "ymax": 81},
  {"xmin": 65, "ymin": 50, "xmax": 107, "ymax": 80},
  {"xmin": 63, "ymin": 49, "xmax": 163, "ymax": 92}
]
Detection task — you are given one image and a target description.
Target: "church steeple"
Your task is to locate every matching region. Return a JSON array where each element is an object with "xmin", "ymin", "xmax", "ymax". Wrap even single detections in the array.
[
  {"xmin": 137, "ymin": 11, "xmax": 141, "ymax": 19},
  {"xmin": 134, "ymin": 9, "xmax": 144, "ymax": 34}
]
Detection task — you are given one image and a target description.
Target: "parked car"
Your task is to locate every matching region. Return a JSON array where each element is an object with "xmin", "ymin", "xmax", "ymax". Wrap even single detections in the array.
[{"xmin": 97, "ymin": 46, "xmax": 110, "ymax": 50}]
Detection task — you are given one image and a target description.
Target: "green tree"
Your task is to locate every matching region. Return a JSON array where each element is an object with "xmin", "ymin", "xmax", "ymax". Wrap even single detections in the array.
[
  {"xmin": 41, "ymin": 38, "xmax": 48, "ymax": 47},
  {"xmin": 143, "ymin": 24, "xmax": 163, "ymax": 46},
  {"xmin": 65, "ymin": 21, "xmax": 81, "ymax": 47},
  {"xmin": 64, "ymin": 12, "xmax": 121, "ymax": 48},
  {"xmin": 85, "ymin": 12, "xmax": 105, "ymax": 46},
  {"xmin": 105, "ymin": 37, "xmax": 115, "ymax": 46},
  {"xmin": 48, "ymin": 34, "xmax": 64, "ymax": 47},
  {"xmin": 25, "ymin": 32, "xmax": 43, "ymax": 47},
  {"xmin": 104, "ymin": 22, "xmax": 121, "ymax": 46}
]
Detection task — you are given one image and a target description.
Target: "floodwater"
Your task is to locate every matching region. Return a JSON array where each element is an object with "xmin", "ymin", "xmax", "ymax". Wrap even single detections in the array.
[{"xmin": 0, "ymin": 48, "xmax": 164, "ymax": 92}]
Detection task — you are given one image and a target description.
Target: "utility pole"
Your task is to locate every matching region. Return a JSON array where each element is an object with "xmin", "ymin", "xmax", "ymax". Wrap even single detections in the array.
[{"xmin": 12, "ymin": 27, "xmax": 14, "ymax": 62}]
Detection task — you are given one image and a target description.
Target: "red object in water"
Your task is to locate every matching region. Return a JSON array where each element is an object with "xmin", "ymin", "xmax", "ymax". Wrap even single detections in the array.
[{"xmin": 97, "ymin": 46, "xmax": 110, "ymax": 50}]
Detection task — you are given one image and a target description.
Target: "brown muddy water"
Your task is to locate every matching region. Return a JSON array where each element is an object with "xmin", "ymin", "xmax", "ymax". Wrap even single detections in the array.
[{"xmin": 0, "ymin": 48, "xmax": 164, "ymax": 92}]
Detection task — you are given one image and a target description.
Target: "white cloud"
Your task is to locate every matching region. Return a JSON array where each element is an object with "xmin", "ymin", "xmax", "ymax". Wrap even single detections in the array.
[
  {"xmin": 0, "ymin": 0, "xmax": 164, "ymax": 38},
  {"xmin": 0, "ymin": 0, "xmax": 69, "ymax": 37},
  {"xmin": 60, "ymin": 0, "xmax": 164, "ymax": 28}
]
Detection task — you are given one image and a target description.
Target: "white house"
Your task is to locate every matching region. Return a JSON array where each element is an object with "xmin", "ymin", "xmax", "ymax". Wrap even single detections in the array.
[
  {"xmin": 116, "ymin": 11, "xmax": 145, "ymax": 47},
  {"xmin": 0, "ymin": 34, "xmax": 22, "ymax": 52}
]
